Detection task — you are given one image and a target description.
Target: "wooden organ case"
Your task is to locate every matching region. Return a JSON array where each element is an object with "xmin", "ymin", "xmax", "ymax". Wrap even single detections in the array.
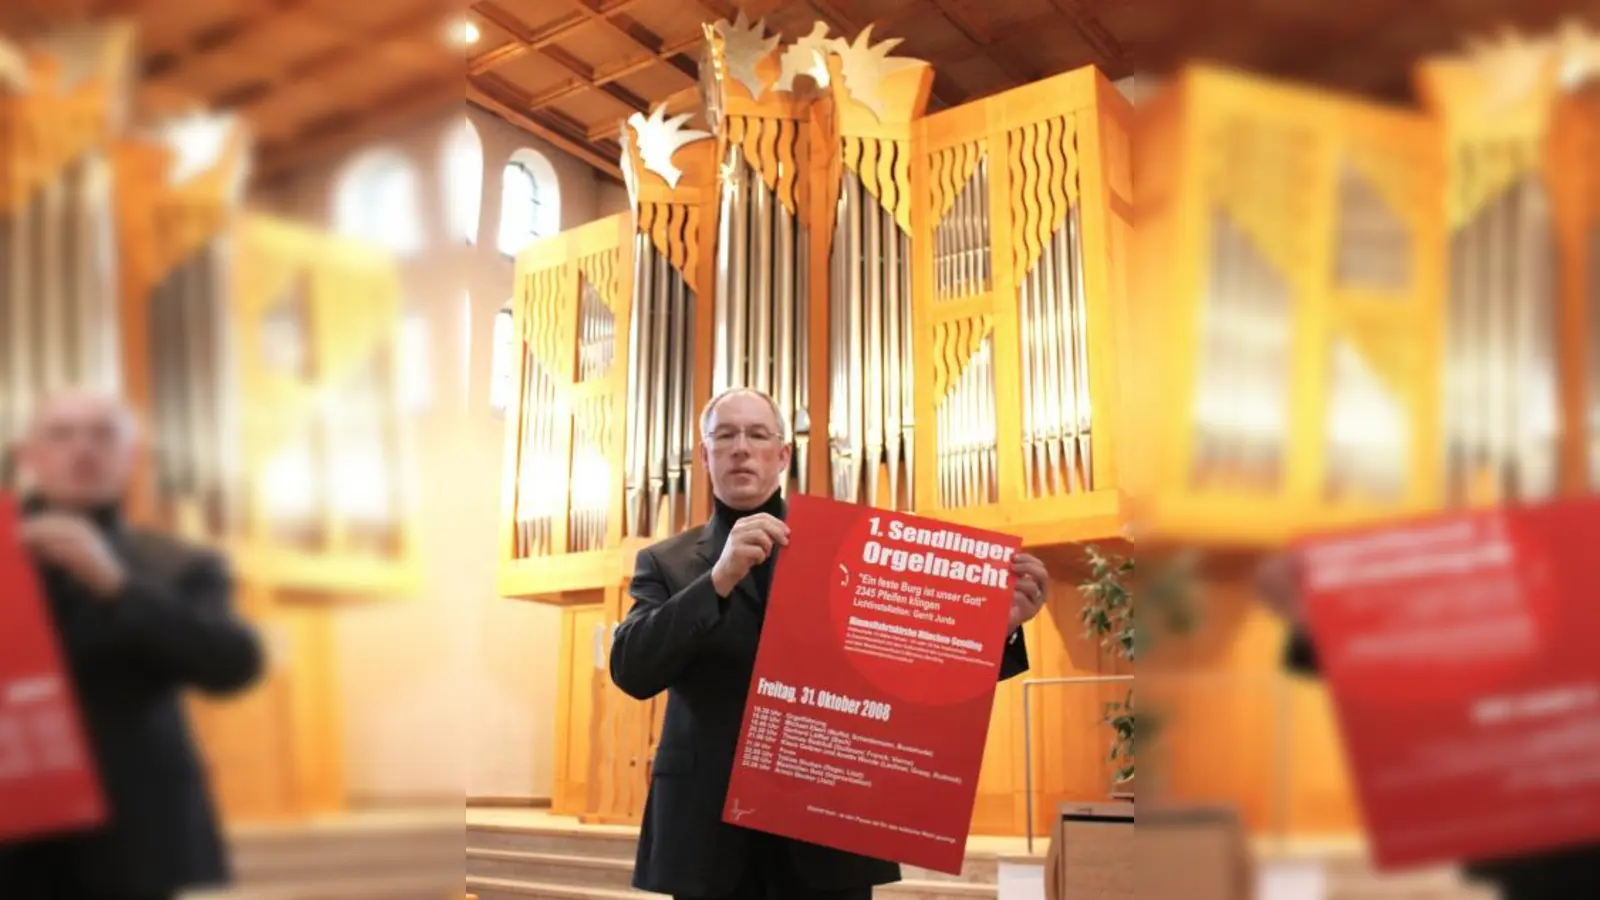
[
  {"xmin": 4, "ymin": 23, "xmax": 420, "ymax": 822},
  {"xmin": 500, "ymin": 15, "xmax": 1134, "ymax": 835}
]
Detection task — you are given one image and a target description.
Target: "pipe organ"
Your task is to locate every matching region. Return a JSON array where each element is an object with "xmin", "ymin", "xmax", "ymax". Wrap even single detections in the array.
[
  {"xmin": 502, "ymin": 15, "xmax": 1133, "ymax": 834},
  {"xmin": 1133, "ymin": 28, "xmax": 1600, "ymax": 548},
  {"xmin": 0, "ymin": 26, "xmax": 129, "ymax": 458},
  {"xmin": 4, "ymin": 20, "xmax": 420, "ymax": 824}
]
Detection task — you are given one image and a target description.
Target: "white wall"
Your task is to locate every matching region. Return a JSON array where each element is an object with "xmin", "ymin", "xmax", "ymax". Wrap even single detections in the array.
[{"xmin": 252, "ymin": 104, "xmax": 628, "ymax": 802}]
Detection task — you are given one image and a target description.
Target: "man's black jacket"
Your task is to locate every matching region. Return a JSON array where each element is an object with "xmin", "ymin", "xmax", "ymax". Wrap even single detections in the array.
[
  {"xmin": 610, "ymin": 494, "xmax": 1030, "ymax": 897},
  {"xmin": 1282, "ymin": 630, "xmax": 1600, "ymax": 896},
  {"xmin": 0, "ymin": 502, "xmax": 264, "ymax": 898}
]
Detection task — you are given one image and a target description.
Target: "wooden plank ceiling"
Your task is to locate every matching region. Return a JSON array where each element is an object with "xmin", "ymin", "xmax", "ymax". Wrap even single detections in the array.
[
  {"xmin": 461, "ymin": 0, "xmax": 1575, "ymax": 181},
  {"xmin": 0, "ymin": 0, "xmax": 462, "ymax": 181},
  {"xmin": 3, "ymin": 0, "xmax": 1591, "ymax": 184},
  {"xmin": 464, "ymin": 0, "xmax": 1135, "ymax": 180}
]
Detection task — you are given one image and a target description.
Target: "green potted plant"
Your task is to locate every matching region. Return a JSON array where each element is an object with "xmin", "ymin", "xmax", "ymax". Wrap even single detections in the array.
[{"xmin": 1077, "ymin": 545, "xmax": 1197, "ymax": 794}]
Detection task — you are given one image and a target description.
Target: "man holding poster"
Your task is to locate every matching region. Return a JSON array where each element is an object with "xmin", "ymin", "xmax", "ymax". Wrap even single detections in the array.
[
  {"xmin": 0, "ymin": 391, "xmax": 264, "ymax": 900},
  {"xmin": 610, "ymin": 388, "xmax": 1050, "ymax": 900}
]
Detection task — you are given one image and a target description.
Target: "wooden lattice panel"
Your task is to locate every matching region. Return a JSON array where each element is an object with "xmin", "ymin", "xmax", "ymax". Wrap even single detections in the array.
[
  {"xmin": 637, "ymin": 202, "xmax": 702, "ymax": 294},
  {"xmin": 1008, "ymin": 114, "xmax": 1083, "ymax": 279},
  {"xmin": 842, "ymin": 134, "xmax": 913, "ymax": 233}
]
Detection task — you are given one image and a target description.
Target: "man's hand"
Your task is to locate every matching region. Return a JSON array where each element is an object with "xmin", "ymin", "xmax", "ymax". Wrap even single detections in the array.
[
  {"xmin": 21, "ymin": 514, "xmax": 127, "ymax": 599},
  {"xmin": 1009, "ymin": 552, "xmax": 1049, "ymax": 632},
  {"xmin": 711, "ymin": 513, "xmax": 790, "ymax": 597},
  {"xmin": 1254, "ymin": 552, "xmax": 1303, "ymax": 627}
]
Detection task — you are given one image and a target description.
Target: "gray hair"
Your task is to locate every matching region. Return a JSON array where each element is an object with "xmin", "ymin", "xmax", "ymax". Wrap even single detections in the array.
[
  {"xmin": 25, "ymin": 389, "xmax": 141, "ymax": 442},
  {"xmin": 699, "ymin": 387, "xmax": 789, "ymax": 442}
]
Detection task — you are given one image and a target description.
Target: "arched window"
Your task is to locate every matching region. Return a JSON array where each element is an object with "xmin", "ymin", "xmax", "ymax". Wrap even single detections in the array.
[
  {"xmin": 442, "ymin": 116, "xmax": 483, "ymax": 244},
  {"xmin": 333, "ymin": 148, "xmax": 424, "ymax": 256},
  {"xmin": 497, "ymin": 149, "xmax": 560, "ymax": 257}
]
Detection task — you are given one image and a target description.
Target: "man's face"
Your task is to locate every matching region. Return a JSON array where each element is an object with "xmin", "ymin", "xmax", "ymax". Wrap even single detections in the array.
[
  {"xmin": 701, "ymin": 392, "xmax": 791, "ymax": 511},
  {"xmin": 17, "ymin": 394, "xmax": 138, "ymax": 508}
]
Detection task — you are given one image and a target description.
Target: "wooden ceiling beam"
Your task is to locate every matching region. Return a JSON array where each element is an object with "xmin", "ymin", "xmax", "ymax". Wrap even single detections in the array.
[
  {"xmin": 143, "ymin": 0, "xmax": 313, "ymax": 79},
  {"xmin": 1044, "ymin": 0, "xmax": 1126, "ymax": 65},
  {"xmin": 521, "ymin": 30, "xmax": 703, "ymax": 112},
  {"xmin": 1262, "ymin": 4, "xmax": 1418, "ymax": 86},
  {"xmin": 554, "ymin": 0, "xmax": 664, "ymax": 62},
  {"xmin": 466, "ymin": 0, "xmax": 648, "ymax": 75},
  {"xmin": 927, "ymin": 0, "xmax": 1037, "ymax": 87},
  {"xmin": 912, "ymin": 11, "xmax": 1083, "ymax": 68},
  {"xmin": 233, "ymin": 4, "xmax": 458, "ymax": 119},
  {"xmin": 467, "ymin": 75, "xmax": 622, "ymax": 179},
  {"xmin": 476, "ymin": 0, "xmax": 655, "ymax": 116},
  {"xmin": 252, "ymin": 75, "xmax": 461, "ymax": 182}
]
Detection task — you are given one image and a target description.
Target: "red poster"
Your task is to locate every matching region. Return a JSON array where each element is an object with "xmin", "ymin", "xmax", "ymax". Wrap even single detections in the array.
[
  {"xmin": 1294, "ymin": 496, "xmax": 1600, "ymax": 870},
  {"xmin": 0, "ymin": 493, "xmax": 106, "ymax": 841},
  {"xmin": 723, "ymin": 495, "xmax": 1020, "ymax": 874}
]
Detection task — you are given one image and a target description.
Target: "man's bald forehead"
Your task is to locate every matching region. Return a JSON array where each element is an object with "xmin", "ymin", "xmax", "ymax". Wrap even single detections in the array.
[{"xmin": 28, "ymin": 390, "xmax": 140, "ymax": 440}]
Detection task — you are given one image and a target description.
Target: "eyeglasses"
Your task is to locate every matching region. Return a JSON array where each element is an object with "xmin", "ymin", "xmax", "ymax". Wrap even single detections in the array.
[{"xmin": 704, "ymin": 427, "xmax": 781, "ymax": 449}]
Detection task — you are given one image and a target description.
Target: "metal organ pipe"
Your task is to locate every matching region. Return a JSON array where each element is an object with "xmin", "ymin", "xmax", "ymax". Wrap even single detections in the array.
[
  {"xmin": 1444, "ymin": 173, "xmax": 1559, "ymax": 505},
  {"xmin": 516, "ymin": 334, "xmax": 555, "ymax": 557},
  {"xmin": 625, "ymin": 231, "xmax": 649, "ymax": 538},
  {"xmin": 148, "ymin": 241, "xmax": 234, "ymax": 534},
  {"xmin": 0, "ymin": 154, "xmax": 120, "ymax": 469},
  {"xmin": 844, "ymin": 171, "xmax": 865, "ymax": 504},
  {"xmin": 648, "ymin": 249, "xmax": 670, "ymax": 535},
  {"xmin": 864, "ymin": 173, "xmax": 885, "ymax": 508},
  {"xmin": 882, "ymin": 199, "xmax": 903, "ymax": 514},
  {"xmin": 623, "ymin": 230, "xmax": 697, "ymax": 539},
  {"xmin": 751, "ymin": 168, "xmax": 774, "ymax": 396},
  {"xmin": 829, "ymin": 187, "xmax": 850, "ymax": 501},
  {"xmin": 775, "ymin": 202, "xmax": 796, "ymax": 450},
  {"xmin": 711, "ymin": 118, "xmax": 812, "ymax": 496},
  {"xmin": 665, "ymin": 258, "xmax": 687, "ymax": 534},
  {"xmin": 929, "ymin": 146, "xmax": 999, "ymax": 508},
  {"xmin": 827, "ymin": 144, "xmax": 916, "ymax": 512},
  {"xmin": 572, "ymin": 273, "xmax": 617, "ymax": 552},
  {"xmin": 729, "ymin": 161, "xmax": 750, "ymax": 388},
  {"xmin": 712, "ymin": 140, "xmax": 738, "ymax": 396}
]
